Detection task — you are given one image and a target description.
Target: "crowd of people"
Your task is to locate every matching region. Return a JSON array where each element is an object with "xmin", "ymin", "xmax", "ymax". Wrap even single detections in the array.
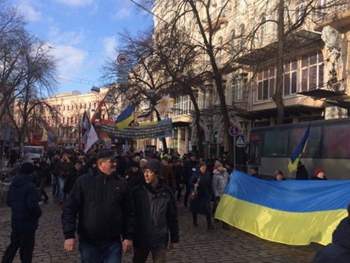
[{"xmin": 0, "ymin": 146, "xmax": 343, "ymax": 262}]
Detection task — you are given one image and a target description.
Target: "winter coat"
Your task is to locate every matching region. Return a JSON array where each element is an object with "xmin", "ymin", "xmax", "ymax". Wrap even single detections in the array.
[
  {"xmin": 160, "ymin": 164, "xmax": 176, "ymax": 191},
  {"xmin": 7, "ymin": 173, "xmax": 42, "ymax": 232},
  {"xmin": 189, "ymin": 170, "xmax": 212, "ymax": 215},
  {"xmin": 182, "ymin": 159, "xmax": 198, "ymax": 184},
  {"xmin": 63, "ymin": 168, "xmax": 85, "ymax": 195},
  {"xmin": 173, "ymin": 164, "xmax": 183, "ymax": 187},
  {"xmin": 313, "ymin": 217, "xmax": 350, "ymax": 263},
  {"xmin": 124, "ymin": 169, "xmax": 144, "ymax": 190},
  {"xmin": 38, "ymin": 161, "xmax": 51, "ymax": 180},
  {"xmin": 62, "ymin": 168, "xmax": 135, "ymax": 245},
  {"xmin": 295, "ymin": 165, "xmax": 309, "ymax": 180},
  {"xmin": 56, "ymin": 159, "xmax": 73, "ymax": 178},
  {"xmin": 212, "ymin": 168, "xmax": 230, "ymax": 198},
  {"xmin": 132, "ymin": 181, "xmax": 179, "ymax": 251}
]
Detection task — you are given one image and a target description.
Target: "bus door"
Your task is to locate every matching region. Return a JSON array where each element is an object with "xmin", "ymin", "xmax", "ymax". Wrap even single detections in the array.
[{"xmin": 248, "ymin": 133, "xmax": 262, "ymax": 167}]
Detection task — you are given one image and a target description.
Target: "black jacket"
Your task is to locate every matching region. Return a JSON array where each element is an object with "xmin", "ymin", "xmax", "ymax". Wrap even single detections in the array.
[
  {"xmin": 7, "ymin": 173, "xmax": 42, "ymax": 232},
  {"xmin": 182, "ymin": 159, "xmax": 198, "ymax": 184},
  {"xmin": 313, "ymin": 217, "xmax": 350, "ymax": 263},
  {"xmin": 132, "ymin": 180, "xmax": 179, "ymax": 251},
  {"xmin": 63, "ymin": 168, "xmax": 85, "ymax": 195},
  {"xmin": 62, "ymin": 168, "xmax": 135, "ymax": 245}
]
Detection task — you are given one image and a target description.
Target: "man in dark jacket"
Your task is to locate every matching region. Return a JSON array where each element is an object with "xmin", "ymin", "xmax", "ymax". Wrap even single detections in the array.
[
  {"xmin": 313, "ymin": 203, "xmax": 350, "ymax": 263},
  {"xmin": 182, "ymin": 152, "xmax": 198, "ymax": 207},
  {"xmin": 62, "ymin": 149, "xmax": 135, "ymax": 263},
  {"xmin": 56, "ymin": 153, "xmax": 74, "ymax": 204},
  {"xmin": 132, "ymin": 159, "xmax": 179, "ymax": 263},
  {"xmin": 2, "ymin": 163, "xmax": 42, "ymax": 263}
]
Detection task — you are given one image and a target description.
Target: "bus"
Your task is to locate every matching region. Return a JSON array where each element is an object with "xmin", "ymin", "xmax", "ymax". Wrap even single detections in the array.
[{"xmin": 248, "ymin": 118, "xmax": 350, "ymax": 180}]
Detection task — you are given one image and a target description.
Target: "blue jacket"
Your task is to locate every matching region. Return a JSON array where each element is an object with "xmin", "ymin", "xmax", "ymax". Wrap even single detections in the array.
[{"xmin": 7, "ymin": 173, "xmax": 42, "ymax": 232}]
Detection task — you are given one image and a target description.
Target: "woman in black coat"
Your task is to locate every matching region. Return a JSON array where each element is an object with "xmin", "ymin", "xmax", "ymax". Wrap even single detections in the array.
[{"xmin": 189, "ymin": 162, "xmax": 214, "ymax": 230}]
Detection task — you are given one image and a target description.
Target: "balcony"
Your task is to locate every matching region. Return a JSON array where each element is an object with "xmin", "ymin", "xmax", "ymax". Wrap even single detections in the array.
[
  {"xmin": 314, "ymin": 2, "xmax": 350, "ymax": 33},
  {"xmin": 202, "ymin": 7, "xmax": 231, "ymax": 32}
]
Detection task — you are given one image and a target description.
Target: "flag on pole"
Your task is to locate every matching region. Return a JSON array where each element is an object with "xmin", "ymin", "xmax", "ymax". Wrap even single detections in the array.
[
  {"xmin": 41, "ymin": 127, "xmax": 48, "ymax": 141},
  {"xmin": 155, "ymin": 94, "xmax": 171, "ymax": 114},
  {"xmin": 288, "ymin": 122, "xmax": 311, "ymax": 172},
  {"xmin": 46, "ymin": 134, "xmax": 52, "ymax": 147},
  {"xmin": 91, "ymin": 102, "xmax": 103, "ymax": 124},
  {"xmin": 116, "ymin": 103, "xmax": 135, "ymax": 130},
  {"xmin": 81, "ymin": 111, "xmax": 90, "ymax": 141},
  {"xmin": 84, "ymin": 125, "xmax": 98, "ymax": 153}
]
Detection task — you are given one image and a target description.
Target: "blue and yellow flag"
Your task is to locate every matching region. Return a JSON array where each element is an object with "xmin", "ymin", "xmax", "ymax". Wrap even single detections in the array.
[
  {"xmin": 215, "ymin": 171, "xmax": 350, "ymax": 246},
  {"xmin": 116, "ymin": 103, "xmax": 135, "ymax": 130},
  {"xmin": 288, "ymin": 122, "xmax": 310, "ymax": 172}
]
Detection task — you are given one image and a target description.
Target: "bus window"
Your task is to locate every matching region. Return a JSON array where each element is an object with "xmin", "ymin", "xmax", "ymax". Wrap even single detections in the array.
[
  {"xmin": 263, "ymin": 129, "xmax": 289, "ymax": 156},
  {"xmin": 249, "ymin": 137, "xmax": 261, "ymax": 165},
  {"xmin": 323, "ymin": 124, "xmax": 350, "ymax": 158}
]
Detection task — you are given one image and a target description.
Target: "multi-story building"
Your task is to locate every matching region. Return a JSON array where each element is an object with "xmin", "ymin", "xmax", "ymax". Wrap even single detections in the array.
[
  {"xmin": 151, "ymin": 0, "xmax": 350, "ymax": 159},
  {"xmin": 15, "ymin": 87, "xmax": 124, "ymax": 149}
]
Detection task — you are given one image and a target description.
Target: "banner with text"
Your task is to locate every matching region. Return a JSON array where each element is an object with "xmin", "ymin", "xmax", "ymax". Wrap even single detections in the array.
[{"xmin": 100, "ymin": 119, "xmax": 172, "ymax": 140}]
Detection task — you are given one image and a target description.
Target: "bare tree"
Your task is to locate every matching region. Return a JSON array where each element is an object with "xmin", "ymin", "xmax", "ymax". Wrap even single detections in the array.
[{"xmin": 0, "ymin": 1, "xmax": 59, "ymax": 145}]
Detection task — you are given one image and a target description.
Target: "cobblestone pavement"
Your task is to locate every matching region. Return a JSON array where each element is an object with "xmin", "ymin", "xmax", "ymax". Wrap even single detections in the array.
[{"xmin": 0, "ymin": 191, "xmax": 322, "ymax": 263}]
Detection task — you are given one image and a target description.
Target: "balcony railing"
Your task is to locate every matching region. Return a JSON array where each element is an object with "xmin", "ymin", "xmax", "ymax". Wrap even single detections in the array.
[{"xmin": 314, "ymin": 1, "xmax": 350, "ymax": 32}]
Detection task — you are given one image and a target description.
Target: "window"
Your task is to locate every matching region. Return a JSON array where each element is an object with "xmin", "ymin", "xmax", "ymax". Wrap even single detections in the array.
[
  {"xmin": 301, "ymin": 51, "xmax": 324, "ymax": 91},
  {"xmin": 284, "ymin": 59, "xmax": 298, "ymax": 95},
  {"xmin": 263, "ymin": 129, "xmax": 289, "ymax": 157},
  {"xmin": 240, "ymin": 24, "xmax": 245, "ymax": 50},
  {"xmin": 257, "ymin": 67, "xmax": 275, "ymax": 101},
  {"xmin": 218, "ymin": 37, "xmax": 223, "ymax": 63},
  {"xmin": 62, "ymin": 117, "xmax": 65, "ymax": 124},
  {"xmin": 174, "ymin": 95, "xmax": 193, "ymax": 116},
  {"xmin": 260, "ymin": 15, "xmax": 266, "ymax": 46},
  {"xmin": 233, "ymin": 77, "xmax": 244, "ymax": 102},
  {"xmin": 231, "ymin": 30, "xmax": 236, "ymax": 53}
]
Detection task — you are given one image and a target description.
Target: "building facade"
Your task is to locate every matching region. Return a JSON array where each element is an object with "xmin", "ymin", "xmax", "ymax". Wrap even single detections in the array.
[{"xmin": 151, "ymin": 0, "xmax": 350, "ymax": 159}]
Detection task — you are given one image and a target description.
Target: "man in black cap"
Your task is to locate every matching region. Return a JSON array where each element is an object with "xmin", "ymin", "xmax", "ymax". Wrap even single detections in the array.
[
  {"xmin": 182, "ymin": 152, "xmax": 198, "ymax": 207},
  {"xmin": 132, "ymin": 159, "xmax": 179, "ymax": 263},
  {"xmin": 62, "ymin": 149, "xmax": 135, "ymax": 263},
  {"xmin": 2, "ymin": 163, "xmax": 42, "ymax": 263}
]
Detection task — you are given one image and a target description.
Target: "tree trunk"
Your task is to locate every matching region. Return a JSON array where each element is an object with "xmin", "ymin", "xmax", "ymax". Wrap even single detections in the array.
[
  {"xmin": 154, "ymin": 108, "xmax": 168, "ymax": 153},
  {"xmin": 273, "ymin": 0, "xmax": 285, "ymax": 125}
]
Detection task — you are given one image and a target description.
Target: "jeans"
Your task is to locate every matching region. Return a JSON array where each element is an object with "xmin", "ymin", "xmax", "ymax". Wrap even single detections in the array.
[
  {"xmin": 58, "ymin": 177, "xmax": 66, "ymax": 202},
  {"xmin": 79, "ymin": 240, "xmax": 122, "ymax": 263},
  {"xmin": 133, "ymin": 248, "xmax": 167, "ymax": 263},
  {"xmin": 1, "ymin": 230, "xmax": 36, "ymax": 263},
  {"xmin": 183, "ymin": 183, "xmax": 191, "ymax": 207},
  {"xmin": 37, "ymin": 177, "xmax": 49, "ymax": 202},
  {"xmin": 52, "ymin": 175, "xmax": 59, "ymax": 195}
]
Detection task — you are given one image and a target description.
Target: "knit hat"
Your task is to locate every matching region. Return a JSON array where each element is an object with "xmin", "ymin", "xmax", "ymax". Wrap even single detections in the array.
[
  {"xmin": 130, "ymin": 161, "xmax": 140, "ymax": 168},
  {"xmin": 144, "ymin": 160, "xmax": 162, "ymax": 174},
  {"xmin": 314, "ymin": 168, "xmax": 324, "ymax": 176},
  {"xmin": 96, "ymin": 149, "xmax": 116, "ymax": 160},
  {"xmin": 197, "ymin": 162, "xmax": 207, "ymax": 169},
  {"xmin": 274, "ymin": 170, "xmax": 283, "ymax": 176},
  {"xmin": 190, "ymin": 152, "xmax": 197, "ymax": 157},
  {"xmin": 20, "ymin": 163, "xmax": 35, "ymax": 175},
  {"xmin": 216, "ymin": 162, "xmax": 223, "ymax": 168}
]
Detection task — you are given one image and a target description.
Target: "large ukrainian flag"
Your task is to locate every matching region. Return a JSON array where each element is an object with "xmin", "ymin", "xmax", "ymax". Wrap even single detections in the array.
[{"xmin": 215, "ymin": 171, "xmax": 350, "ymax": 246}]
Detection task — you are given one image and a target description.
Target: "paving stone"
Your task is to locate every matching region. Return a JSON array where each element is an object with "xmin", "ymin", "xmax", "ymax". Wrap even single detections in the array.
[{"xmin": 0, "ymin": 189, "xmax": 322, "ymax": 262}]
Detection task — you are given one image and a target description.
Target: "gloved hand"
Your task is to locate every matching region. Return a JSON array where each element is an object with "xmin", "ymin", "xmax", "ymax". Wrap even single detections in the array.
[{"xmin": 215, "ymin": 196, "xmax": 220, "ymax": 202}]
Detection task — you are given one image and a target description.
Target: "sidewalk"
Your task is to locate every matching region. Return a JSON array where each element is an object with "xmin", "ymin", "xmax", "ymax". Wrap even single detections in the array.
[{"xmin": 0, "ymin": 192, "xmax": 323, "ymax": 263}]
